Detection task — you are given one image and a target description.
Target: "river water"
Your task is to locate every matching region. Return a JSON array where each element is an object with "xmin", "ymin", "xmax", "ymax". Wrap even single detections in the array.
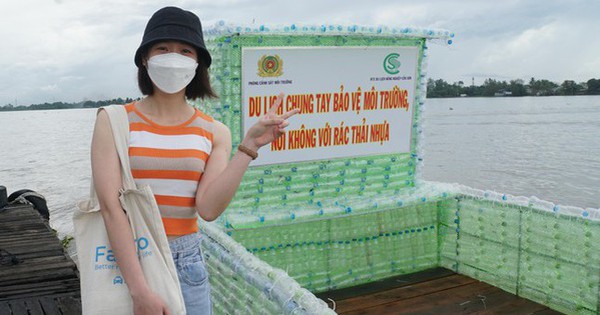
[
  {"xmin": 422, "ymin": 96, "xmax": 599, "ymax": 209},
  {"xmin": 0, "ymin": 96, "xmax": 598, "ymax": 238}
]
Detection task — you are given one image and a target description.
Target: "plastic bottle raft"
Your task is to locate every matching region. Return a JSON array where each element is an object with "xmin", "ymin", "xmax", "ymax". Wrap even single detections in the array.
[{"xmin": 188, "ymin": 22, "xmax": 598, "ymax": 314}]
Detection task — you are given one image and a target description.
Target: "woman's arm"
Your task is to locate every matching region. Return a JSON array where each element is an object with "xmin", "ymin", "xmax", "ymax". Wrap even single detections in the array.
[
  {"xmin": 195, "ymin": 94, "xmax": 298, "ymax": 221},
  {"xmin": 91, "ymin": 109, "xmax": 169, "ymax": 314}
]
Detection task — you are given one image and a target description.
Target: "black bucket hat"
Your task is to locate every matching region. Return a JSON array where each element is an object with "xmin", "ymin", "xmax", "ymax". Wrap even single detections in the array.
[{"xmin": 134, "ymin": 6, "xmax": 212, "ymax": 68}]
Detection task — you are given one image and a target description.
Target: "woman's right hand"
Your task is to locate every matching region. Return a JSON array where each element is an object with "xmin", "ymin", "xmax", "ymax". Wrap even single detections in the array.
[{"xmin": 132, "ymin": 288, "xmax": 170, "ymax": 315}]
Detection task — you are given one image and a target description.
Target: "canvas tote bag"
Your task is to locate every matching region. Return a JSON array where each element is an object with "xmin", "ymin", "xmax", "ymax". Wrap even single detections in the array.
[{"xmin": 74, "ymin": 105, "xmax": 186, "ymax": 315}]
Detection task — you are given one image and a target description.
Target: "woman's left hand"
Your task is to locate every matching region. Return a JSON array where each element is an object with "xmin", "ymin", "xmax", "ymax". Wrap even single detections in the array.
[{"xmin": 242, "ymin": 93, "xmax": 299, "ymax": 150}]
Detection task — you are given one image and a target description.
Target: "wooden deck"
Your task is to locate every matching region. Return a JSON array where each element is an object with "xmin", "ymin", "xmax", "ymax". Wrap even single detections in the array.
[
  {"xmin": 0, "ymin": 204, "xmax": 81, "ymax": 315},
  {"xmin": 316, "ymin": 268, "xmax": 561, "ymax": 314}
]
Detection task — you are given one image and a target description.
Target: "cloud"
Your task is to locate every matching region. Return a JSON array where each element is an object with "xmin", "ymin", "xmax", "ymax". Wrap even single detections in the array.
[
  {"xmin": 1, "ymin": 0, "xmax": 599, "ymax": 105},
  {"xmin": 426, "ymin": 0, "xmax": 600, "ymax": 83},
  {"xmin": 40, "ymin": 84, "xmax": 59, "ymax": 92}
]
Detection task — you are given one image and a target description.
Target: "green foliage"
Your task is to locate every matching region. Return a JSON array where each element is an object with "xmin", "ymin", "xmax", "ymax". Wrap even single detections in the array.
[
  {"xmin": 427, "ymin": 77, "xmax": 597, "ymax": 98},
  {"xmin": 559, "ymin": 80, "xmax": 580, "ymax": 95},
  {"xmin": 587, "ymin": 79, "xmax": 600, "ymax": 95},
  {"xmin": 528, "ymin": 77, "xmax": 559, "ymax": 96},
  {"xmin": 509, "ymin": 79, "xmax": 528, "ymax": 96},
  {"xmin": 426, "ymin": 79, "xmax": 461, "ymax": 98},
  {"xmin": 61, "ymin": 235, "xmax": 74, "ymax": 248}
]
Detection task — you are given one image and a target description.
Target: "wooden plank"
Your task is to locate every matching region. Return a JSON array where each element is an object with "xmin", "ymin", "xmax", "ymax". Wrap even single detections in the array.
[
  {"xmin": 24, "ymin": 298, "xmax": 44, "ymax": 315},
  {"xmin": 0, "ymin": 207, "xmax": 39, "ymax": 218},
  {"xmin": 0, "ymin": 232, "xmax": 55, "ymax": 241},
  {"xmin": 0, "ymin": 268, "xmax": 78, "ymax": 288},
  {"xmin": 0, "ymin": 233, "xmax": 60, "ymax": 248},
  {"xmin": 0, "ymin": 261, "xmax": 75, "ymax": 279},
  {"xmin": 333, "ymin": 274, "xmax": 476, "ymax": 313},
  {"xmin": 0, "ymin": 217, "xmax": 42, "ymax": 224},
  {"xmin": 0, "ymin": 247, "xmax": 64, "ymax": 261},
  {"xmin": 478, "ymin": 287, "xmax": 560, "ymax": 314},
  {"xmin": 532, "ymin": 308, "xmax": 563, "ymax": 314},
  {"xmin": 5, "ymin": 285, "xmax": 81, "ymax": 299},
  {"xmin": 0, "ymin": 230, "xmax": 56, "ymax": 239},
  {"xmin": 0, "ymin": 218, "xmax": 47, "ymax": 225},
  {"xmin": 0, "ymin": 215, "xmax": 45, "ymax": 224},
  {"xmin": 0, "ymin": 216, "xmax": 49, "ymax": 225},
  {"xmin": 7, "ymin": 300, "xmax": 28, "ymax": 315},
  {"xmin": 0, "ymin": 222, "xmax": 47, "ymax": 229},
  {"xmin": 0, "ymin": 277, "xmax": 79, "ymax": 295},
  {"xmin": 343, "ymin": 280, "xmax": 495, "ymax": 315},
  {"xmin": 342, "ymin": 279, "xmax": 559, "ymax": 315},
  {"xmin": 0, "ymin": 241, "xmax": 63, "ymax": 251},
  {"xmin": 0, "ymin": 254, "xmax": 73, "ymax": 268},
  {"xmin": 0, "ymin": 242, "xmax": 63, "ymax": 252},
  {"xmin": 0, "ymin": 279, "xmax": 80, "ymax": 300},
  {"xmin": 0, "ymin": 208, "xmax": 44, "ymax": 216},
  {"xmin": 0, "ymin": 301, "xmax": 11, "ymax": 315},
  {"xmin": 38, "ymin": 297, "xmax": 62, "ymax": 315},
  {"xmin": 3, "ymin": 250, "xmax": 66, "ymax": 261},
  {"xmin": 0, "ymin": 262, "xmax": 77, "ymax": 279},
  {"xmin": 55, "ymin": 296, "xmax": 82, "ymax": 315},
  {"xmin": 316, "ymin": 267, "xmax": 455, "ymax": 302},
  {"xmin": 0, "ymin": 235, "xmax": 51, "ymax": 243},
  {"xmin": 0, "ymin": 244, "xmax": 63, "ymax": 256},
  {"xmin": 0, "ymin": 225, "xmax": 48, "ymax": 232},
  {"xmin": 446, "ymin": 285, "xmax": 548, "ymax": 314},
  {"xmin": 0, "ymin": 225, "xmax": 46, "ymax": 232},
  {"xmin": 0, "ymin": 216, "xmax": 47, "ymax": 223},
  {"xmin": 0, "ymin": 205, "xmax": 81, "ymax": 313},
  {"xmin": 3, "ymin": 269, "xmax": 76, "ymax": 285}
]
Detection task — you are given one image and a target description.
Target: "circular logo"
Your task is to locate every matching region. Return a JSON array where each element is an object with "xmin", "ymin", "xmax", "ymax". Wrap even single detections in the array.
[
  {"xmin": 263, "ymin": 56, "xmax": 278, "ymax": 72},
  {"xmin": 258, "ymin": 55, "xmax": 283, "ymax": 77},
  {"xmin": 383, "ymin": 53, "xmax": 401, "ymax": 75}
]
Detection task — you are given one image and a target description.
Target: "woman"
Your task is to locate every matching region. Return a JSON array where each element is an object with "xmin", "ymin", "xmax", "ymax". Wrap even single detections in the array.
[{"xmin": 91, "ymin": 7, "xmax": 298, "ymax": 314}]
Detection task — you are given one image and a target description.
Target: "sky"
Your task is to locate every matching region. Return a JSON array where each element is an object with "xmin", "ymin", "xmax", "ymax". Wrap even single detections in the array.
[{"xmin": 1, "ymin": 0, "xmax": 598, "ymax": 106}]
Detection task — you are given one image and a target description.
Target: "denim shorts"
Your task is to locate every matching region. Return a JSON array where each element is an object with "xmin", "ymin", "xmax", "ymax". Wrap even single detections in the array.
[{"xmin": 169, "ymin": 233, "xmax": 212, "ymax": 315}]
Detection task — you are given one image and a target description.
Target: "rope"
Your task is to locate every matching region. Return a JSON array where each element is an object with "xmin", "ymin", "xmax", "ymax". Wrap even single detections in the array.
[{"xmin": 327, "ymin": 298, "xmax": 337, "ymax": 311}]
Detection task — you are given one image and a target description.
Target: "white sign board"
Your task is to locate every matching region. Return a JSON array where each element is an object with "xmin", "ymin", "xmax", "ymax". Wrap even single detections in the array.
[{"xmin": 242, "ymin": 46, "xmax": 419, "ymax": 166}]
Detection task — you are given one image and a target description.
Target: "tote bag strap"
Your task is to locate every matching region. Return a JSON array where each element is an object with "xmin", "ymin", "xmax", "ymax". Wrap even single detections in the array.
[
  {"xmin": 83, "ymin": 105, "xmax": 135, "ymax": 210},
  {"xmin": 101, "ymin": 105, "xmax": 137, "ymax": 191}
]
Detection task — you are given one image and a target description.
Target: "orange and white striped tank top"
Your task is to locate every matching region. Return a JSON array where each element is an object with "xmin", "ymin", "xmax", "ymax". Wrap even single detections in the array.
[{"xmin": 125, "ymin": 102, "xmax": 214, "ymax": 236}]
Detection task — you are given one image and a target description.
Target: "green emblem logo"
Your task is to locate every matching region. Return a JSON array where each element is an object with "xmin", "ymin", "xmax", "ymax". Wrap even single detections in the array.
[
  {"xmin": 383, "ymin": 53, "xmax": 401, "ymax": 75},
  {"xmin": 258, "ymin": 55, "xmax": 283, "ymax": 77}
]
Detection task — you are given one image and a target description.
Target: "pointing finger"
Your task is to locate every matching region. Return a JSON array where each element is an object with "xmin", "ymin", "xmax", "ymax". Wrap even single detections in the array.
[
  {"xmin": 281, "ymin": 108, "xmax": 300, "ymax": 119},
  {"xmin": 278, "ymin": 120, "xmax": 290, "ymax": 129},
  {"xmin": 261, "ymin": 117, "xmax": 284, "ymax": 126},
  {"xmin": 268, "ymin": 93, "xmax": 285, "ymax": 114}
]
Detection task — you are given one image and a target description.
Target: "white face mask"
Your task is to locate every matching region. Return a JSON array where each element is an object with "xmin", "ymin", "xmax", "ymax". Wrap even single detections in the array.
[{"xmin": 147, "ymin": 53, "xmax": 198, "ymax": 94}]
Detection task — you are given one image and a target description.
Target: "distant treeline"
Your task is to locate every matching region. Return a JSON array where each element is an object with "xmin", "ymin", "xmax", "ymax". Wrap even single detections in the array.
[
  {"xmin": 427, "ymin": 78, "xmax": 600, "ymax": 98},
  {"xmin": 3, "ymin": 77, "xmax": 599, "ymax": 111},
  {"xmin": 0, "ymin": 98, "xmax": 138, "ymax": 112}
]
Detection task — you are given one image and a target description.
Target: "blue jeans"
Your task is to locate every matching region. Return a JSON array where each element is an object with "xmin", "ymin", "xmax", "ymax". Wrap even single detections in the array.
[{"xmin": 169, "ymin": 233, "xmax": 212, "ymax": 315}]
